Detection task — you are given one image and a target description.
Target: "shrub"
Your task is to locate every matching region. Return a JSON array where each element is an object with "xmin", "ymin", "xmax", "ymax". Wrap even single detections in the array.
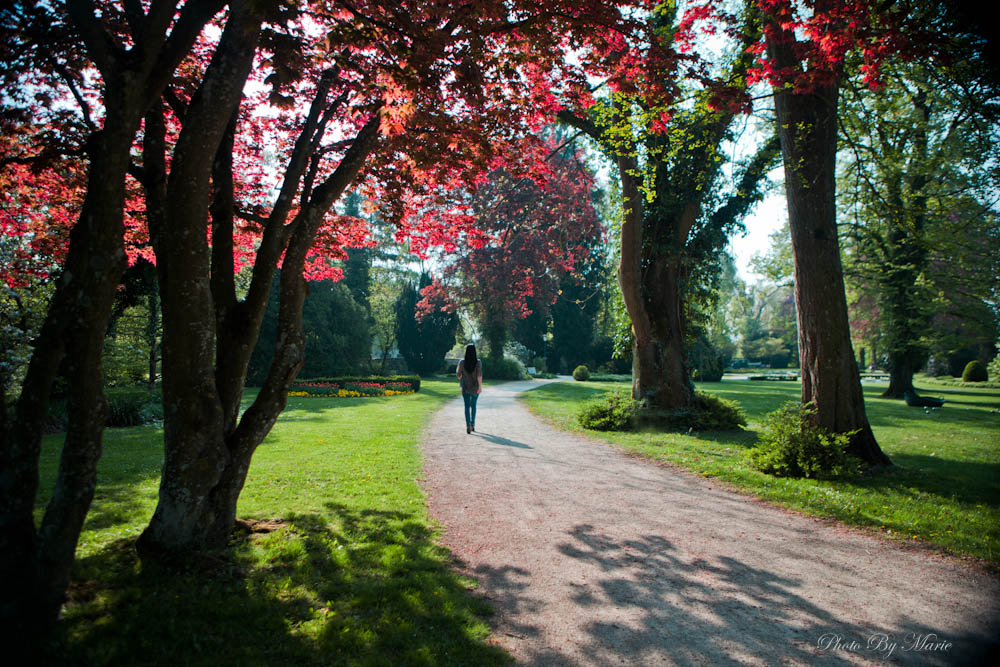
[
  {"xmin": 531, "ymin": 357, "xmax": 547, "ymax": 374},
  {"xmin": 634, "ymin": 392, "xmax": 747, "ymax": 431},
  {"xmin": 962, "ymin": 360, "xmax": 988, "ymax": 383},
  {"xmin": 481, "ymin": 356, "xmax": 525, "ymax": 380},
  {"xmin": 747, "ymin": 402, "xmax": 861, "ymax": 479},
  {"xmin": 689, "ymin": 393, "xmax": 747, "ymax": 430},
  {"xmin": 989, "ymin": 353, "xmax": 1000, "ymax": 382},
  {"xmin": 572, "ymin": 365, "xmax": 590, "ymax": 381},
  {"xmin": 579, "ymin": 390, "xmax": 745, "ymax": 432},
  {"xmin": 578, "ymin": 390, "xmax": 637, "ymax": 431},
  {"xmin": 105, "ymin": 387, "xmax": 161, "ymax": 427}
]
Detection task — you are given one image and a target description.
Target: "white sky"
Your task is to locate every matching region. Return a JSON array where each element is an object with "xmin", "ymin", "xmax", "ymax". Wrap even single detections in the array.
[{"xmin": 728, "ymin": 188, "xmax": 787, "ymax": 284}]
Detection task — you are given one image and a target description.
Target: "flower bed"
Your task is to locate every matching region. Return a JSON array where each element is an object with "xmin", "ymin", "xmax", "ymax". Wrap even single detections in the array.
[{"xmin": 288, "ymin": 379, "xmax": 417, "ymax": 398}]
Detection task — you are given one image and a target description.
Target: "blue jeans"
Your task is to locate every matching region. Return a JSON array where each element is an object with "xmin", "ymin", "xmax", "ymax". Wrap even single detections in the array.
[{"xmin": 462, "ymin": 392, "xmax": 479, "ymax": 427}]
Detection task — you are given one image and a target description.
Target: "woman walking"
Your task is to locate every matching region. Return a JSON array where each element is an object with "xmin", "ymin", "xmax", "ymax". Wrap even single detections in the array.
[{"xmin": 457, "ymin": 344, "xmax": 483, "ymax": 434}]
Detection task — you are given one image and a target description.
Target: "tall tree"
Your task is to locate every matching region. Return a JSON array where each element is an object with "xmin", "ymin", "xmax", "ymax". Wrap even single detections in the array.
[
  {"xmin": 341, "ymin": 190, "xmax": 373, "ymax": 307},
  {"xmin": 742, "ymin": 222, "xmax": 798, "ymax": 369},
  {"xmin": 132, "ymin": 0, "xmax": 650, "ymax": 557},
  {"xmin": 416, "ymin": 135, "xmax": 603, "ymax": 360},
  {"xmin": 559, "ymin": 1, "xmax": 779, "ymax": 409},
  {"xmin": 839, "ymin": 58, "xmax": 1000, "ymax": 396},
  {"xmin": 0, "ymin": 0, "xmax": 227, "ymax": 644},
  {"xmin": 247, "ymin": 273, "xmax": 371, "ymax": 383},
  {"xmin": 1, "ymin": 1, "xmax": 656, "ymax": 642},
  {"xmin": 396, "ymin": 273, "xmax": 459, "ymax": 375},
  {"xmin": 369, "ymin": 269, "xmax": 408, "ymax": 374},
  {"xmin": 549, "ymin": 234, "xmax": 609, "ymax": 373},
  {"xmin": 755, "ymin": 0, "xmax": 895, "ymax": 465}
]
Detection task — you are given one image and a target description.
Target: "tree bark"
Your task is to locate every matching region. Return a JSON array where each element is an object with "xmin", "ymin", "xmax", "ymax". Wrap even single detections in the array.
[
  {"xmin": 138, "ymin": 2, "xmax": 265, "ymax": 556},
  {"xmin": 196, "ymin": 114, "xmax": 382, "ymax": 547},
  {"xmin": 0, "ymin": 0, "xmax": 226, "ymax": 645},
  {"xmin": 767, "ymin": 32, "xmax": 891, "ymax": 465},
  {"xmin": 0, "ymin": 125, "xmax": 132, "ymax": 645}
]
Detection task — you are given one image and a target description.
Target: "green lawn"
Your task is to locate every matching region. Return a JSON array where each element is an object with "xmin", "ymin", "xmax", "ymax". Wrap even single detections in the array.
[
  {"xmin": 38, "ymin": 378, "xmax": 509, "ymax": 666},
  {"xmin": 521, "ymin": 377, "xmax": 1000, "ymax": 568}
]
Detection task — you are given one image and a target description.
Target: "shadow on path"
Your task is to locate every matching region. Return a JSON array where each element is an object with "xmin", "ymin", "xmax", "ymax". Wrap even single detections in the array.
[
  {"xmin": 474, "ymin": 431, "xmax": 534, "ymax": 449},
  {"xmin": 421, "ymin": 380, "xmax": 1000, "ymax": 666}
]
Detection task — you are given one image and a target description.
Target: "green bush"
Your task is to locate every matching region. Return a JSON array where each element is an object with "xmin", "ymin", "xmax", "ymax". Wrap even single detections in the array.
[
  {"xmin": 572, "ymin": 365, "xmax": 590, "ymax": 381},
  {"xmin": 689, "ymin": 393, "xmax": 747, "ymax": 430},
  {"xmin": 962, "ymin": 360, "xmax": 988, "ymax": 383},
  {"xmin": 579, "ymin": 390, "xmax": 745, "ymax": 432},
  {"xmin": 989, "ymin": 353, "xmax": 1000, "ymax": 382},
  {"xmin": 531, "ymin": 357, "xmax": 547, "ymax": 374},
  {"xmin": 578, "ymin": 390, "xmax": 638, "ymax": 431},
  {"xmin": 105, "ymin": 387, "xmax": 161, "ymax": 427},
  {"xmin": 634, "ymin": 392, "xmax": 747, "ymax": 431},
  {"xmin": 747, "ymin": 402, "xmax": 861, "ymax": 479},
  {"xmin": 46, "ymin": 388, "xmax": 162, "ymax": 431},
  {"xmin": 481, "ymin": 356, "xmax": 524, "ymax": 380}
]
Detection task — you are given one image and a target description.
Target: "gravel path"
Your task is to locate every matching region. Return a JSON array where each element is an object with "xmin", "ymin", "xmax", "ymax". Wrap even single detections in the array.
[{"xmin": 420, "ymin": 380, "xmax": 999, "ymax": 666}]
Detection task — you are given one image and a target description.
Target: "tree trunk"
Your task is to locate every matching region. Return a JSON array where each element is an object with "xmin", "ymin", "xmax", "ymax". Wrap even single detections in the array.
[
  {"xmin": 0, "ymin": 0, "xmax": 238, "ymax": 645},
  {"xmin": 631, "ymin": 257, "xmax": 695, "ymax": 410},
  {"xmin": 138, "ymin": 5, "xmax": 265, "ymax": 556},
  {"xmin": 193, "ymin": 114, "xmax": 382, "ymax": 547},
  {"xmin": 0, "ymin": 125, "xmax": 133, "ymax": 649},
  {"xmin": 880, "ymin": 89, "xmax": 931, "ymax": 399},
  {"xmin": 768, "ymin": 42, "xmax": 891, "ymax": 466},
  {"xmin": 147, "ymin": 286, "xmax": 160, "ymax": 392},
  {"xmin": 483, "ymin": 316, "xmax": 507, "ymax": 360},
  {"xmin": 884, "ymin": 358, "xmax": 916, "ymax": 398}
]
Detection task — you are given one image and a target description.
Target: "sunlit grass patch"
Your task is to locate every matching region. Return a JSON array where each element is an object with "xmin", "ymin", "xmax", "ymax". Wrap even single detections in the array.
[{"xmin": 40, "ymin": 378, "xmax": 509, "ymax": 665}]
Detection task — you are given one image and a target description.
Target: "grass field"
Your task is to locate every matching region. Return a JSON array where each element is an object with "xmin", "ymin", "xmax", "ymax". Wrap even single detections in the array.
[
  {"xmin": 37, "ymin": 378, "xmax": 509, "ymax": 666},
  {"xmin": 520, "ymin": 377, "xmax": 1000, "ymax": 569}
]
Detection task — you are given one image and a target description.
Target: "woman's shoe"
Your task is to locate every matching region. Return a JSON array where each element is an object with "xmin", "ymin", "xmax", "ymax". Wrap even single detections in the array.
[
  {"xmin": 471, "ymin": 424, "xmax": 475, "ymax": 432},
  {"xmin": 466, "ymin": 425, "xmax": 471, "ymax": 434}
]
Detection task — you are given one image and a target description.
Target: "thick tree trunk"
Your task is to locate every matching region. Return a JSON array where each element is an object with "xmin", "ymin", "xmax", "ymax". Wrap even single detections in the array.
[
  {"xmin": 768, "ymin": 44, "xmax": 891, "ymax": 466},
  {"xmin": 884, "ymin": 359, "xmax": 917, "ymax": 398},
  {"xmin": 632, "ymin": 258, "xmax": 695, "ymax": 410},
  {"xmin": 1, "ymin": 0, "xmax": 232, "ymax": 645},
  {"xmin": 194, "ymin": 115, "xmax": 381, "ymax": 547},
  {"xmin": 138, "ymin": 5, "xmax": 264, "ymax": 556}
]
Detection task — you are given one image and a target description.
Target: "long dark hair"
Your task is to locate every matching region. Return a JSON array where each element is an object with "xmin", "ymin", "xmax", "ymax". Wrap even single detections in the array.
[{"xmin": 464, "ymin": 344, "xmax": 478, "ymax": 372}]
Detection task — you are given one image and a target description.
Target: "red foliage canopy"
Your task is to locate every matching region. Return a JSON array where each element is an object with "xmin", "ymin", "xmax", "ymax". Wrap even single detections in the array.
[
  {"xmin": 2, "ymin": 1, "xmax": 665, "ymax": 291},
  {"xmin": 415, "ymin": 134, "xmax": 602, "ymax": 333}
]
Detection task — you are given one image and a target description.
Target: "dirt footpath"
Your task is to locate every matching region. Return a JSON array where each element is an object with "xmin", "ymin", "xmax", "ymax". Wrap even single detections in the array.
[{"xmin": 420, "ymin": 380, "xmax": 1000, "ymax": 666}]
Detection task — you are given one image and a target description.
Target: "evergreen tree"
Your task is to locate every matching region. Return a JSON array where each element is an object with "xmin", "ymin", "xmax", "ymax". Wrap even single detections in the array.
[
  {"xmin": 341, "ymin": 190, "xmax": 372, "ymax": 307},
  {"xmin": 395, "ymin": 273, "xmax": 459, "ymax": 375},
  {"xmin": 247, "ymin": 273, "xmax": 370, "ymax": 384}
]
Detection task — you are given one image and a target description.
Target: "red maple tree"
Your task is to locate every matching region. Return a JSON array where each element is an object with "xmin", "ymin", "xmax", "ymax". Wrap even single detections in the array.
[
  {"xmin": 415, "ymin": 134, "xmax": 603, "ymax": 357},
  {"xmin": 1, "ymin": 1, "xmax": 658, "ymax": 645}
]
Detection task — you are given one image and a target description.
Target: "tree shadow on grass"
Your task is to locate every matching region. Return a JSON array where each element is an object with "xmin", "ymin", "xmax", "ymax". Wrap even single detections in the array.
[
  {"xmin": 50, "ymin": 504, "xmax": 509, "ymax": 666},
  {"xmin": 852, "ymin": 454, "xmax": 1000, "ymax": 507},
  {"xmin": 37, "ymin": 428, "xmax": 164, "ymax": 536}
]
